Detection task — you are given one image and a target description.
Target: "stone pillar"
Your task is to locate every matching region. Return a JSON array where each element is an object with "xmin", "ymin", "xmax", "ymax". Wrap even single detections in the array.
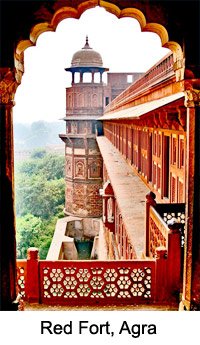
[
  {"xmin": 26, "ymin": 248, "xmax": 39, "ymax": 303},
  {"xmin": 80, "ymin": 72, "xmax": 83, "ymax": 83},
  {"xmin": 102, "ymin": 195, "xmax": 115, "ymax": 232},
  {"xmin": 147, "ymin": 132, "xmax": 152, "ymax": 183},
  {"xmin": 0, "ymin": 68, "xmax": 18, "ymax": 310},
  {"xmin": 155, "ymin": 247, "xmax": 168, "ymax": 302},
  {"xmin": 102, "ymin": 181, "xmax": 115, "ymax": 232},
  {"xmin": 102, "ymin": 195, "xmax": 108, "ymax": 224},
  {"xmin": 181, "ymin": 88, "xmax": 200, "ymax": 310},
  {"xmin": 72, "ymin": 72, "xmax": 75, "ymax": 84},
  {"xmin": 145, "ymin": 191, "xmax": 156, "ymax": 257},
  {"xmin": 167, "ymin": 223, "xmax": 182, "ymax": 293}
]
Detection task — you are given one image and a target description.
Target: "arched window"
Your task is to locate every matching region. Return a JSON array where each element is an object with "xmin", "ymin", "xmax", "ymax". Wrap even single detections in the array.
[
  {"xmin": 88, "ymin": 160, "xmax": 101, "ymax": 178},
  {"xmin": 75, "ymin": 160, "xmax": 85, "ymax": 178},
  {"xmin": 92, "ymin": 94, "xmax": 98, "ymax": 107}
]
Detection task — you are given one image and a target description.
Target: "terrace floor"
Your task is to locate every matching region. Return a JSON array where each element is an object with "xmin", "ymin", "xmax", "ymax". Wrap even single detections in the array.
[{"xmin": 97, "ymin": 136, "xmax": 149, "ymax": 258}]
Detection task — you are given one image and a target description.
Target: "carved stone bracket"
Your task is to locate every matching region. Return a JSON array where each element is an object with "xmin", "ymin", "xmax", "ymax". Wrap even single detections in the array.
[
  {"xmin": 142, "ymin": 109, "xmax": 185, "ymax": 131},
  {"xmin": 184, "ymin": 89, "xmax": 200, "ymax": 108},
  {"xmin": 173, "ymin": 58, "xmax": 185, "ymax": 82},
  {"xmin": 0, "ymin": 68, "xmax": 18, "ymax": 106}
]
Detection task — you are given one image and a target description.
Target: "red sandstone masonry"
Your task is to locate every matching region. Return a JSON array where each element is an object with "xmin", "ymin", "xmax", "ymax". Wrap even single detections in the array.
[{"xmin": 17, "ymin": 245, "xmax": 181, "ymax": 305}]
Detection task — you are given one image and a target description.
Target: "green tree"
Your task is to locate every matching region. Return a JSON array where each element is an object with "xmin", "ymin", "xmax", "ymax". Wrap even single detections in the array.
[
  {"xmin": 15, "ymin": 174, "xmax": 65, "ymax": 219},
  {"xmin": 38, "ymin": 216, "xmax": 59, "ymax": 259},
  {"xmin": 16, "ymin": 214, "xmax": 43, "ymax": 259},
  {"xmin": 16, "ymin": 214, "xmax": 56, "ymax": 259},
  {"xmin": 15, "ymin": 150, "xmax": 65, "ymax": 259},
  {"xmin": 16, "ymin": 152, "xmax": 65, "ymax": 180},
  {"xmin": 36, "ymin": 153, "xmax": 65, "ymax": 180}
]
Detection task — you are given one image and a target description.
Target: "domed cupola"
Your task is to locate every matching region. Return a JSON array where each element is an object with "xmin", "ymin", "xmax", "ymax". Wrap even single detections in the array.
[
  {"xmin": 71, "ymin": 36, "xmax": 103, "ymax": 67},
  {"xmin": 65, "ymin": 36, "xmax": 109, "ymax": 84}
]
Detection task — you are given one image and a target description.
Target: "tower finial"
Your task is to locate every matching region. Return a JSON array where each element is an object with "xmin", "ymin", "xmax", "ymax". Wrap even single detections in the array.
[{"xmin": 83, "ymin": 35, "xmax": 91, "ymax": 49}]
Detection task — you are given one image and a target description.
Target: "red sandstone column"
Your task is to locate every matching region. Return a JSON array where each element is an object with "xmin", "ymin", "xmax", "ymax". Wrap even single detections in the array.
[
  {"xmin": 182, "ymin": 90, "xmax": 200, "ymax": 310},
  {"xmin": 26, "ymin": 248, "xmax": 39, "ymax": 303},
  {"xmin": 147, "ymin": 132, "xmax": 152, "ymax": 183},
  {"xmin": 145, "ymin": 192, "xmax": 156, "ymax": 257},
  {"xmin": 0, "ymin": 68, "xmax": 18, "ymax": 310},
  {"xmin": 102, "ymin": 195, "xmax": 108, "ymax": 224},
  {"xmin": 155, "ymin": 247, "xmax": 168, "ymax": 302},
  {"xmin": 167, "ymin": 223, "xmax": 181, "ymax": 293}
]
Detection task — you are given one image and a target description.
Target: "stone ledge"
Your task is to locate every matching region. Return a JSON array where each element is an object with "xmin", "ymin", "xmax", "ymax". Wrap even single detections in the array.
[{"xmin": 46, "ymin": 216, "xmax": 102, "ymax": 260}]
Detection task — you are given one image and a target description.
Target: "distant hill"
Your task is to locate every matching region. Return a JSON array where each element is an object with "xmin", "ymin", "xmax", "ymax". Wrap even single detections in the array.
[{"xmin": 14, "ymin": 120, "xmax": 65, "ymax": 150}]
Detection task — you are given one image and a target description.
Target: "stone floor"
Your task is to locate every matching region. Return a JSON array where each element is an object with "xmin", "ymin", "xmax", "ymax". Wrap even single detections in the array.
[
  {"xmin": 97, "ymin": 136, "xmax": 149, "ymax": 258},
  {"xmin": 24, "ymin": 302, "xmax": 179, "ymax": 311}
]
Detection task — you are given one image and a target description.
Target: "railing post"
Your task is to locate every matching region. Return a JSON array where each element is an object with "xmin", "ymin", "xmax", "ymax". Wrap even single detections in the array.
[
  {"xmin": 108, "ymin": 231, "xmax": 114, "ymax": 259},
  {"xmin": 167, "ymin": 223, "xmax": 182, "ymax": 293},
  {"xmin": 102, "ymin": 195, "xmax": 108, "ymax": 223},
  {"xmin": 25, "ymin": 247, "xmax": 39, "ymax": 303},
  {"xmin": 145, "ymin": 192, "xmax": 156, "ymax": 257},
  {"xmin": 155, "ymin": 247, "xmax": 168, "ymax": 302}
]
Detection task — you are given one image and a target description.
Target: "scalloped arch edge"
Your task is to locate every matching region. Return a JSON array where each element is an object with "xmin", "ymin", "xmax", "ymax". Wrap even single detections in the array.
[{"xmin": 14, "ymin": 1, "xmax": 184, "ymax": 84}]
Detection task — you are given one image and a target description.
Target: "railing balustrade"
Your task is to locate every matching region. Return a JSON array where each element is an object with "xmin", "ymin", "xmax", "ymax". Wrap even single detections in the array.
[
  {"xmin": 156, "ymin": 203, "xmax": 185, "ymax": 242},
  {"xmin": 149, "ymin": 206, "xmax": 168, "ymax": 257},
  {"xmin": 16, "ymin": 193, "xmax": 185, "ymax": 307},
  {"xmin": 146, "ymin": 193, "xmax": 184, "ymax": 292},
  {"xmin": 17, "ymin": 255, "xmax": 156, "ymax": 305},
  {"xmin": 105, "ymin": 52, "xmax": 174, "ymax": 113},
  {"xmin": 39, "ymin": 259, "xmax": 155, "ymax": 305},
  {"xmin": 146, "ymin": 193, "xmax": 185, "ymax": 257},
  {"xmin": 16, "ymin": 260, "xmax": 27, "ymax": 299},
  {"xmin": 16, "ymin": 243, "xmax": 180, "ymax": 306}
]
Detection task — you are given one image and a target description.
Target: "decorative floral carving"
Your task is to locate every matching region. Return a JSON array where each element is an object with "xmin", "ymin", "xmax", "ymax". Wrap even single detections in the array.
[
  {"xmin": 66, "ymin": 158, "xmax": 72, "ymax": 177},
  {"xmin": 34, "ymin": 262, "xmax": 155, "ymax": 302},
  {"xmin": 0, "ymin": 68, "xmax": 18, "ymax": 105},
  {"xmin": 184, "ymin": 89, "xmax": 200, "ymax": 107}
]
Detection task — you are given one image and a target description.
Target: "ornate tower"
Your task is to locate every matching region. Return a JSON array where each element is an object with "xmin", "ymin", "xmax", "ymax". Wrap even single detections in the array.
[{"xmin": 60, "ymin": 37, "xmax": 109, "ymax": 217}]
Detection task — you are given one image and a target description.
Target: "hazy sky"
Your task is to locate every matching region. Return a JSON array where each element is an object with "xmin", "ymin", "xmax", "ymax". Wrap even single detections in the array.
[{"xmin": 13, "ymin": 7, "xmax": 169, "ymax": 124}]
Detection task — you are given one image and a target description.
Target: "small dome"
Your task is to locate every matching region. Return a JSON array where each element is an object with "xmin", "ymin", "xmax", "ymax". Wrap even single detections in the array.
[{"xmin": 71, "ymin": 36, "xmax": 103, "ymax": 67}]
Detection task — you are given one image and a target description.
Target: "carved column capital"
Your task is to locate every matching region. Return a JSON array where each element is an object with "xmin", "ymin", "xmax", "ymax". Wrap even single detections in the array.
[
  {"xmin": 0, "ymin": 68, "xmax": 18, "ymax": 106},
  {"xmin": 184, "ymin": 89, "xmax": 200, "ymax": 107}
]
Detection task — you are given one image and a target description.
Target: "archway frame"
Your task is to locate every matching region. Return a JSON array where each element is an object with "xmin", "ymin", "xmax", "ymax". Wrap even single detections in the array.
[
  {"xmin": 1, "ymin": 0, "xmax": 199, "ymax": 312},
  {"xmin": 14, "ymin": 0, "xmax": 185, "ymax": 85}
]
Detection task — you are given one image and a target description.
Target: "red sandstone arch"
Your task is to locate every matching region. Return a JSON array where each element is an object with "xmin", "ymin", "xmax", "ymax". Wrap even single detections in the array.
[{"xmin": 15, "ymin": 0, "xmax": 184, "ymax": 85}]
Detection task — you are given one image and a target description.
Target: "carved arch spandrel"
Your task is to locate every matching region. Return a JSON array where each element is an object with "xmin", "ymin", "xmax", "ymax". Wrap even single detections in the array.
[{"xmin": 14, "ymin": 0, "xmax": 184, "ymax": 85}]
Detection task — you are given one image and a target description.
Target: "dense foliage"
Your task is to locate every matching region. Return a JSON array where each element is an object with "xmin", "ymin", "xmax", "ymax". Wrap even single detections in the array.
[{"xmin": 15, "ymin": 150, "xmax": 65, "ymax": 259}]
